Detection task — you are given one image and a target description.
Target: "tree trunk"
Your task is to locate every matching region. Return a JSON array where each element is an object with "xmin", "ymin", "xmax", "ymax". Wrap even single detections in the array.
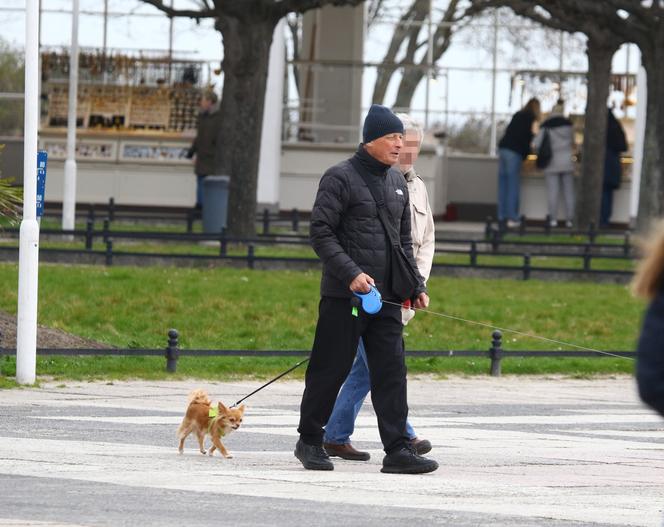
[
  {"xmin": 216, "ymin": 16, "xmax": 276, "ymax": 237},
  {"xmin": 393, "ymin": 68, "xmax": 424, "ymax": 110},
  {"xmin": 392, "ymin": 0, "xmax": 457, "ymax": 111},
  {"xmin": 636, "ymin": 29, "xmax": 664, "ymax": 231},
  {"xmin": 371, "ymin": 0, "xmax": 428, "ymax": 104},
  {"xmin": 577, "ymin": 37, "xmax": 618, "ymax": 229}
]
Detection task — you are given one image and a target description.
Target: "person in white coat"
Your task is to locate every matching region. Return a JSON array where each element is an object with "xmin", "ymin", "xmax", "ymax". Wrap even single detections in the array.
[
  {"xmin": 322, "ymin": 113, "xmax": 436, "ymax": 461},
  {"xmin": 533, "ymin": 101, "xmax": 576, "ymax": 228}
]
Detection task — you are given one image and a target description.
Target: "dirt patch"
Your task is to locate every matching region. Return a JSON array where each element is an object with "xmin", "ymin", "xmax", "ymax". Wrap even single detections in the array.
[{"xmin": 0, "ymin": 310, "xmax": 112, "ymax": 349}]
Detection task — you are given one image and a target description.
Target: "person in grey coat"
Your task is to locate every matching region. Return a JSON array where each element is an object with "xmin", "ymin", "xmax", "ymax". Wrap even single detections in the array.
[{"xmin": 533, "ymin": 102, "xmax": 576, "ymax": 228}]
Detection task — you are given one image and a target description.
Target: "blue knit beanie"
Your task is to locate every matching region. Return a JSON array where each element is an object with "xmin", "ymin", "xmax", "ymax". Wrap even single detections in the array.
[{"xmin": 362, "ymin": 104, "xmax": 404, "ymax": 144}]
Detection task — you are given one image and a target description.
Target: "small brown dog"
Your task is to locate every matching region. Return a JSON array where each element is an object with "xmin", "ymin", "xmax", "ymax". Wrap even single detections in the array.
[{"xmin": 177, "ymin": 389, "xmax": 245, "ymax": 458}]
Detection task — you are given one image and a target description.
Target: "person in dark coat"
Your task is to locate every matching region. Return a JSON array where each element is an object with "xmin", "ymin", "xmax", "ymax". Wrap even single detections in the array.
[
  {"xmin": 497, "ymin": 97, "xmax": 541, "ymax": 227},
  {"xmin": 600, "ymin": 108, "xmax": 628, "ymax": 228},
  {"xmin": 631, "ymin": 220, "xmax": 664, "ymax": 418},
  {"xmin": 187, "ymin": 90, "xmax": 221, "ymax": 209},
  {"xmin": 295, "ymin": 104, "xmax": 438, "ymax": 475}
]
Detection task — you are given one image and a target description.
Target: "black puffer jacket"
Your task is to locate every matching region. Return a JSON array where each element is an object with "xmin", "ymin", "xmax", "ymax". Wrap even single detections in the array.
[
  {"xmin": 310, "ymin": 146, "xmax": 425, "ymax": 301},
  {"xmin": 636, "ymin": 286, "xmax": 664, "ymax": 418}
]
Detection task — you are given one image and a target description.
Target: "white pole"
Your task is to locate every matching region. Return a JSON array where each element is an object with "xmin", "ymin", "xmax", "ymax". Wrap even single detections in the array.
[
  {"xmin": 488, "ymin": 9, "xmax": 498, "ymax": 156},
  {"xmin": 62, "ymin": 0, "xmax": 79, "ymax": 232},
  {"xmin": 16, "ymin": 0, "xmax": 41, "ymax": 385},
  {"xmin": 424, "ymin": 0, "xmax": 433, "ymax": 129},
  {"xmin": 629, "ymin": 65, "xmax": 647, "ymax": 225},
  {"xmin": 257, "ymin": 19, "xmax": 285, "ymax": 207}
]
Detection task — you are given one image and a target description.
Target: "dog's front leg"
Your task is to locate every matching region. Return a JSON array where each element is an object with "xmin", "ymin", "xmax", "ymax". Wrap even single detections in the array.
[{"xmin": 210, "ymin": 435, "xmax": 232, "ymax": 458}]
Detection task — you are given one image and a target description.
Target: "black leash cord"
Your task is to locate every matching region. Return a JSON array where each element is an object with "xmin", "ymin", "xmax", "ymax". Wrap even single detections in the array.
[{"xmin": 231, "ymin": 357, "xmax": 310, "ymax": 407}]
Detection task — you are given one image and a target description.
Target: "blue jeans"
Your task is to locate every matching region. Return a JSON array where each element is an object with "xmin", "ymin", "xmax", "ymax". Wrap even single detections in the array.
[
  {"xmin": 323, "ymin": 338, "xmax": 416, "ymax": 444},
  {"xmin": 497, "ymin": 148, "xmax": 523, "ymax": 222}
]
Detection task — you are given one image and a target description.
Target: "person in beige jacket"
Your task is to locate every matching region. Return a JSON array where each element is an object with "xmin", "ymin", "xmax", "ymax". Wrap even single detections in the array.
[
  {"xmin": 397, "ymin": 113, "xmax": 436, "ymax": 324},
  {"xmin": 323, "ymin": 113, "xmax": 436, "ymax": 462}
]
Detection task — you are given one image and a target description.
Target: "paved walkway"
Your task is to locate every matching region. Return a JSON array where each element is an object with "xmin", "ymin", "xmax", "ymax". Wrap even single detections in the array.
[{"xmin": 0, "ymin": 376, "xmax": 662, "ymax": 526}]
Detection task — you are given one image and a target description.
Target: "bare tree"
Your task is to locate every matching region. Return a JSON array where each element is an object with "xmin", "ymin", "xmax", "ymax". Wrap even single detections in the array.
[
  {"xmin": 465, "ymin": 1, "xmax": 624, "ymax": 228},
  {"xmin": 371, "ymin": 0, "xmax": 429, "ymax": 105},
  {"xmin": 140, "ymin": 0, "xmax": 364, "ymax": 237},
  {"xmin": 467, "ymin": 0, "xmax": 664, "ymax": 229}
]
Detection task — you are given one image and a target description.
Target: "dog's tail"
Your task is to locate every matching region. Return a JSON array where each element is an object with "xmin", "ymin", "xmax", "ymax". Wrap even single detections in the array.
[{"xmin": 188, "ymin": 389, "xmax": 211, "ymax": 406}]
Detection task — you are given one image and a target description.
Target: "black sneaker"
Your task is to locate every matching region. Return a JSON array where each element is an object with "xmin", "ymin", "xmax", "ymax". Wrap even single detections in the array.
[
  {"xmin": 381, "ymin": 446, "xmax": 438, "ymax": 474},
  {"xmin": 294, "ymin": 439, "xmax": 334, "ymax": 471}
]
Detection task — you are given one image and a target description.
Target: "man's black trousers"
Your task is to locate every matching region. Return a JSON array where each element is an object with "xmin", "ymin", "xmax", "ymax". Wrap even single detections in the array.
[{"xmin": 297, "ymin": 296, "xmax": 409, "ymax": 454}]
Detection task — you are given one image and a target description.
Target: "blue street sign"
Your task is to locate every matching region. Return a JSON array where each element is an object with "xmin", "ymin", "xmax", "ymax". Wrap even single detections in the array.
[{"xmin": 36, "ymin": 150, "xmax": 47, "ymax": 218}]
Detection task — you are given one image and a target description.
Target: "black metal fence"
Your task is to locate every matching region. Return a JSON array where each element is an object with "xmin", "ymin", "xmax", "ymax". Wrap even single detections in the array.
[{"xmin": 0, "ymin": 328, "xmax": 635, "ymax": 378}]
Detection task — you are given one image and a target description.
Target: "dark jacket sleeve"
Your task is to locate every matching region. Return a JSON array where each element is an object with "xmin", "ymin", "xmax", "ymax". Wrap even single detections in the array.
[
  {"xmin": 399, "ymin": 188, "xmax": 427, "ymax": 296},
  {"xmin": 636, "ymin": 293, "xmax": 664, "ymax": 418},
  {"xmin": 310, "ymin": 170, "xmax": 363, "ymax": 286}
]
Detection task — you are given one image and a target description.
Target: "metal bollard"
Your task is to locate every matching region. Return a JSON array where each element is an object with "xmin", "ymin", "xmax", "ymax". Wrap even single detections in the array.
[
  {"xmin": 623, "ymin": 231, "xmax": 631, "ymax": 257},
  {"xmin": 292, "ymin": 208, "xmax": 299, "ymax": 232},
  {"xmin": 588, "ymin": 221, "xmax": 596, "ymax": 244},
  {"xmin": 102, "ymin": 218, "xmax": 110, "ymax": 244},
  {"xmin": 87, "ymin": 206, "xmax": 95, "ymax": 224},
  {"xmin": 219, "ymin": 228, "xmax": 227, "ymax": 257},
  {"xmin": 105, "ymin": 240, "xmax": 113, "ymax": 266},
  {"xmin": 544, "ymin": 215, "xmax": 552, "ymax": 235},
  {"xmin": 470, "ymin": 240, "xmax": 477, "ymax": 266},
  {"xmin": 186, "ymin": 210, "xmax": 194, "ymax": 234},
  {"xmin": 247, "ymin": 244, "xmax": 255, "ymax": 269},
  {"xmin": 165, "ymin": 328, "xmax": 179, "ymax": 373},
  {"xmin": 518, "ymin": 215, "xmax": 526, "ymax": 236},
  {"xmin": 491, "ymin": 228, "xmax": 500, "ymax": 253},
  {"xmin": 108, "ymin": 197, "xmax": 115, "ymax": 222},
  {"xmin": 85, "ymin": 218, "xmax": 94, "ymax": 250},
  {"xmin": 523, "ymin": 253, "xmax": 531, "ymax": 280},
  {"xmin": 484, "ymin": 217, "xmax": 493, "ymax": 239},
  {"xmin": 583, "ymin": 244, "xmax": 592, "ymax": 271},
  {"xmin": 262, "ymin": 208, "xmax": 270, "ymax": 235},
  {"xmin": 489, "ymin": 330, "xmax": 503, "ymax": 377}
]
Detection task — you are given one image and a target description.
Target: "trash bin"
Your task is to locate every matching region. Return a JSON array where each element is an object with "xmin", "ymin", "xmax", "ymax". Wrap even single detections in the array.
[{"xmin": 202, "ymin": 175, "xmax": 230, "ymax": 233}]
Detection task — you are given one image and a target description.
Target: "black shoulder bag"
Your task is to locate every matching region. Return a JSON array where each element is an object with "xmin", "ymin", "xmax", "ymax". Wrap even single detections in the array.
[
  {"xmin": 536, "ymin": 127, "xmax": 552, "ymax": 169},
  {"xmin": 349, "ymin": 158, "xmax": 422, "ymax": 301}
]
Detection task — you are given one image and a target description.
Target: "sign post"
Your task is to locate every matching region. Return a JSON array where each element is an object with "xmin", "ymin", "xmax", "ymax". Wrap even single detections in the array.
[{"xmin": 36, "ymin": 150, "xmax": 47, "ymax": 220}]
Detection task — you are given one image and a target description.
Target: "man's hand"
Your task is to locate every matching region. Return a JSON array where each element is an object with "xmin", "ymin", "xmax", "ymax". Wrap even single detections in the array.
[
  {"xmin": 349, "ymin": 273, "xmax": 375, "ymax": 293},
  {"xmin": 413, "ymin": 292, "xmax": 429, "ymax": 309}
]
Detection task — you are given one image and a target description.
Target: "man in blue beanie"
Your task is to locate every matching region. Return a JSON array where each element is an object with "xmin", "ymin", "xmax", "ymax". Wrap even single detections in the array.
[{"xmin": 295, "ymin": 104, "xmax": 438, "ymax": 474}]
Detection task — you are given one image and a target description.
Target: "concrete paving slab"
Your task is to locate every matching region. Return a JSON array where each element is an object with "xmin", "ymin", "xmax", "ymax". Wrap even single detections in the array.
[{"xmin": 0, "ymin": 376, "xmax": 662, "ymax": 527}]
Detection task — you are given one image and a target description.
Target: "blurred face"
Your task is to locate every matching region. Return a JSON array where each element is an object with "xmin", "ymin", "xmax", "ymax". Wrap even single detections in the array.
[
  {"xmin": 200, "ymin": 97, "xmax": 214, "ymax": 111},
  {"xmin": 397, "ymin": 129, "xmax": 421, "ymax": 171},
  {"xmin": 365, "ymin": 132, "xmax": 403, "ymax": 165}
]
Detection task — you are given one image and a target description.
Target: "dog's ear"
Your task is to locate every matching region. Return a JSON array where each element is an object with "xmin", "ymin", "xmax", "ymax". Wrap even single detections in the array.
[
  {"xmin": 218, "ymin": 401, "xmax": 229, "ymax": 413},
  {"xmin": 238, "ymin": 404, "xmax": 245, "ymax": 414}
]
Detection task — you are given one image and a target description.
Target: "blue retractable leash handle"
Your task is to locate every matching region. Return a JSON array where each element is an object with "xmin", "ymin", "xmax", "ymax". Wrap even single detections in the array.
[{"xmin": 352, "ymin": 285, "xmax": 383, "ymax": 314}]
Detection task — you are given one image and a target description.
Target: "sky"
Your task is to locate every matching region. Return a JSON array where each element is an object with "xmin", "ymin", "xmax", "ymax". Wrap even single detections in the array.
[{"xmin": 0, "ymin": 0, "xmax": 642, "ymax": 132}]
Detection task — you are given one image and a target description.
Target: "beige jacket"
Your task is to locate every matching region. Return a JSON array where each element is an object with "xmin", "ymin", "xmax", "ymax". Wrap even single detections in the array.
[{"xmin": 402, "ymin": 167, "xmax": 435, "ymax": 324}]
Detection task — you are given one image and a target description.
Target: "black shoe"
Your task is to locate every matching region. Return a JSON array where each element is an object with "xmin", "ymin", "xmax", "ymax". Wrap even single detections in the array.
[
  {"xmin": 407, "ymin": 437, "xmax": 432, "ymax": 455},
  {"xmin": 295, "ymin": 439, "xmax": 334, "ymax": 471},
  {"xmin": 381, "ymin": 446, "xmax": 438, "ymax": 474}
]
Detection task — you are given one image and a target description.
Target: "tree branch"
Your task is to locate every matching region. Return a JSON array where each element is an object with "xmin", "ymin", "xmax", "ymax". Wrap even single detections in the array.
[
  {"xmin": 140, "ymin": 0, "xmax": 216, "ymax": 19},
  {"xmin": 271, "ymin": 0, "xmax": 365, "ymax": 19}
]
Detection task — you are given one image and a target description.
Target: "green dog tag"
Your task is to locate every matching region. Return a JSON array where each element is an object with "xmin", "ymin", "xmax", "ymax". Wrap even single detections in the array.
[{"xmin": 351, "ymin": 306, "xmax": 358, "ymax": 317}]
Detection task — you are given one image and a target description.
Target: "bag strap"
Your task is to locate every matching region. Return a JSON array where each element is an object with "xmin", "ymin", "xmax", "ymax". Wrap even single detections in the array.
[{"xmin": 349, "ymin": 157, "xmax": 401, "ymax": 248}]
